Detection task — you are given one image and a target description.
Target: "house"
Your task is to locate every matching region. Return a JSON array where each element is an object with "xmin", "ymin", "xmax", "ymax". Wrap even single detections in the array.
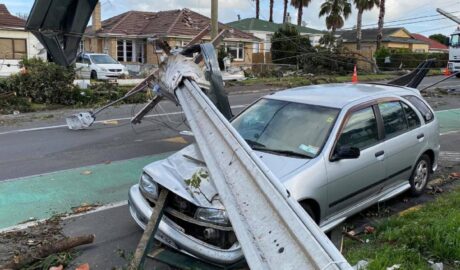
[
  {"xmin": 0, "ymin": 4, "xmax": 46, "ymax": 77},
  {"xmin": 411, "ymin": 34, "xmax": 449, "ymax": 53},
  {"xmin": 227, "ymin": 17, "xmax": 324, "ymax": 63},
  {"xmin": 337, "ymin": 27, "xmax": 429, "ymax": 53},
  {"xmin": 83, "ymin": 5, "xmax": 260, "ymax": 73}
]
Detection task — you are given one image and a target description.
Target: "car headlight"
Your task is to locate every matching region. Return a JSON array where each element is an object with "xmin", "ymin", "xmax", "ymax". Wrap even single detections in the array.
[
  {"xmin": 100, "ymin": 67, "xmax": 108, "ymax": 72},
  {"xmin": 195, "ymin": 208, "xmax": 230, "ymax": 226},
  {"xmin": 139, "ymin": 172, "xmax": 159, "ymax": 201}
]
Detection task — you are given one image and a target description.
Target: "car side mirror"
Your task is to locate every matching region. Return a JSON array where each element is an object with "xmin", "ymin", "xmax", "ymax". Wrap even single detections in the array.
[{"xmin": 332, "ymin": 146, "xmax": 360, "ymax": 161}]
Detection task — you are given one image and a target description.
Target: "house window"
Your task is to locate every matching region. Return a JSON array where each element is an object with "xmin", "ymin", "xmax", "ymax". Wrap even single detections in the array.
[
  {"xmin": 226, "ymin": 42, "xmax": 244, "ymax": 61},
  {"xmin": 79, "ymin": 40, "xmax": 85, "ymax": 53},
  {"xmin": 0, "ymin": 38, "xmax": 27, "ymax": 59},
  {"xmin": 253, "ymin": 42, "xmax": 260, "ymax": 53},
  {"xmin": 117, "ymin": 39, "xmax": 145, "ymax": 63}
]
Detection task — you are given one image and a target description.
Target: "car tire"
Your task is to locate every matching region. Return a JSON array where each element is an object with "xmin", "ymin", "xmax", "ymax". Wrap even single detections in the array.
[
  {"xmin": 456, "ymin": 73, "xmax": 460, "ymax": 78},
  {"xmin": 91, "ymin": 70, "xmax": 98, "ymax": 80},
  {"xmin": 409, "ymin": 154, "xmax": 431, "ymax": 196},
  {"xmin": 300, "ymin": 202, "xmax": 318, "ymax": 224}
]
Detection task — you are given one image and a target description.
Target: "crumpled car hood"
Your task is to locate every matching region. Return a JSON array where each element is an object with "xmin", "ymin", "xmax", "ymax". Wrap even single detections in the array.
[{"xmin": 143, "ymin": 144, "xmax": 310, "ymax": 209}]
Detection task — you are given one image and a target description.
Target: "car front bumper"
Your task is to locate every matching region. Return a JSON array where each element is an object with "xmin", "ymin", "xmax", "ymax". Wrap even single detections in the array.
[
  {"xmin": 128, "ymin": 184, "xmax": 244, "ymax": 265},
  {"xmin": 97, "ymin": 71, "xmax": 128, "ymax": 80}
]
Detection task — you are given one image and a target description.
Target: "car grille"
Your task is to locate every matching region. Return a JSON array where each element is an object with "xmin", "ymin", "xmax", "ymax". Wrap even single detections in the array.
[
  {"xmin": 146, "ymin": 187, "xmax": 236, "ymax": 249},
  {"xmin": 108, "ymin": 69, "xmax": 122, "ymax": 72}
]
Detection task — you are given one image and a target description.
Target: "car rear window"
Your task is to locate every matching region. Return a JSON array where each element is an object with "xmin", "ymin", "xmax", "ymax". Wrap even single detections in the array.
[{"xmin": 403, "ymin": 95, "xmax": 434, "ymax": 123}]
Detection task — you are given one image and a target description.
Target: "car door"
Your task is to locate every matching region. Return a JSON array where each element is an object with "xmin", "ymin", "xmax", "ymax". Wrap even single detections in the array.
[
  {"xmin": 378, "ymin": 100, "xmax": 424, "ymax": 186},
  {"xmin": 325, "ymin": 105, "xmax": 386, "ymax": 214}
]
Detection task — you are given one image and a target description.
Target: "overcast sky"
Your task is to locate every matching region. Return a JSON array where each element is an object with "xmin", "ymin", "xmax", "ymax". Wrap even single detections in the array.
[{"xmin": 4, "ymin": 0, "xmax": 460, "ymax": 36}]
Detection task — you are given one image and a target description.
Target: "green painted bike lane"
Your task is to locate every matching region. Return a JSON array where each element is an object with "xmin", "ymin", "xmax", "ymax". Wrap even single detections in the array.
[
  {"xmin": 0, "ymin": 109, "xmax": 459, "ymax": 229},
  {"xmin": 0, "ymin": 153, "xmax": 171, "ymax": 229}
]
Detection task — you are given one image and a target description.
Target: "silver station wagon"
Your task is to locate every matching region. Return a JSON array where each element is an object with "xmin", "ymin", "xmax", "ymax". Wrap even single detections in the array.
[{"xmin": 128, "ymin": 83, "xmax": 440, "ymax": 265}]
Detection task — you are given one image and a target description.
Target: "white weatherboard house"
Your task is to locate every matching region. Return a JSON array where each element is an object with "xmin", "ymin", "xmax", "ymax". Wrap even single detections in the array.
[{"xmin": 0, "ymin": 4, "xmax": 46, "ymax": 77}]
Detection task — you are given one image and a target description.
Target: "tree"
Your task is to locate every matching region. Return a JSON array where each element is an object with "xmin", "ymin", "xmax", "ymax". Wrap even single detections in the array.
[
  {"xmin": 376, "ymin": 0, "xmax": 385, "ymax": 49},
  {"xmin": 253, "ymin": 0, "xmax": 260, "ymax": 19},
  {"xmin": 429, "ymin": 34, "xmax": 450, "ymax": 46},
  {"xmin": 291, "ymin": 0, "xmax": 312, "ymax": 26},
  {"xmin": 283, "ymin": 0, "xmax": 289, "ymax": 23},
  {"xmin": 271, "ymin": 24, "xmax": 312, "ymax": 65},
  {"xmin": 319, "ymin": 0, "xmax": 352, "ymax": 34},
  {"xmin": 269, "ymin": 0, "xmax": 274, "ymax": 22},
  {"xmin": 354, "ymin": 0, "xmax": 379, "ymax": 50}
]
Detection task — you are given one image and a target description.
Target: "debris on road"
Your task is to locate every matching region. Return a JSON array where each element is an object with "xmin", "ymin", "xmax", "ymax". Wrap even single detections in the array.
[
  {"xmin": 386, "ymin": 264, "xmax": 401, "ymax": 270},
  {"xmin": 80, "ymin": 170, "xmax": 92, "ymax": 176},
  {"xmin": 398, "ymin": 205, "xmax": 423, "ymax": 217},
  {"xmin": 0, "ymin": 217, "xmax": 94, "ymax": 270},
  {"xmin": 363, "ymin": 225, "xmax": 375, "ymax": 234},
  {"xmin": 75, "ymin": 262, "xmax": 90, "ymax": 270},
  {"xmin": 449, "ymin": 172, "xmax": 460, "ymax": 179},
  {"xmin": 71, "ymin": 203, "xmax": 101, "ymax": 214}
]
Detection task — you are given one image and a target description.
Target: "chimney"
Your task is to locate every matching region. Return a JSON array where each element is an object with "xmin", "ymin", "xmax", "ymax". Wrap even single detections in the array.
[{"xmin": 92, "ymin": 2, "xmax": 102, "ymax": 32}]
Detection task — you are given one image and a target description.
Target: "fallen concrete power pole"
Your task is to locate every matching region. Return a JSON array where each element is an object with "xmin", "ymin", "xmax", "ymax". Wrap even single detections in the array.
[{"xmin": 160, "ymin": 53, "xmax": 353, "ymax": 270}]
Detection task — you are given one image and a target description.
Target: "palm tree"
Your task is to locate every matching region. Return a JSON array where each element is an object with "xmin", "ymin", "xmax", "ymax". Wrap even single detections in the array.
[
  {"xmin": 291, "ymin": 0, "xmax": 312, "ymax": 26},
  {"xmin": 376, "ymin": 0, "xmax": 385, "ymax": 49},
  {"xmin": 283, "ymin": 0, "xmax": 288, "ymax": 23},
  {"xmin": 253, "ymin": 0, "xmax": 260, "ymax": 19},
  {"xmin": 269, "ymin": 0, "xmax": 274, "ymax": 22},
  {"xmin": 319, "ymin": 0, "xmax": 352, "ymax": 35},
  {"xmin": 354, "ymin": 0, "xmax": 379, "ymax": 50}
]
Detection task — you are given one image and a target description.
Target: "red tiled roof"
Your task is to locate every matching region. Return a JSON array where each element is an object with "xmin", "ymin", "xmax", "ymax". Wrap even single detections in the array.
[
  {"xmin": 411, "ymin": 33, "xmax": 449, "ymax": 51},
  {"xmin": 0, "ymin": 4, "xmax": 26, "ymax": 28},
  {"xmin": 86, "ymin": 8, "xmax": 258, "ymax": 41}
]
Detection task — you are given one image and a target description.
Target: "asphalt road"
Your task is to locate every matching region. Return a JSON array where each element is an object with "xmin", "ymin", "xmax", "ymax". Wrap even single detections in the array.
[{"xmin": 1, "ymin": 75, "xmax": 460, "ymax": 269}]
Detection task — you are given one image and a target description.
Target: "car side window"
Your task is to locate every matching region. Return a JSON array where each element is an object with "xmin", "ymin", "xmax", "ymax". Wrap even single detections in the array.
[
  {"xmin": 403, "ymin": 95, "xmax": 434, "ymax": 123},
  {"xmin": 401, "ymin": 102, "xmax": 421, "ymax": 129},
  {"xmin": 336, "ymin": 107, "xmax": 379, "ymax": 150},
  {"xmin": 379, "ymin": 101, "xmax": 408, "ymax": 139}
]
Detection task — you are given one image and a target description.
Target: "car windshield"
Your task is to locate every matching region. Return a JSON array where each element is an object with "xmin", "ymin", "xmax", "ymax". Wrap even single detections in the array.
[
  {"xmin": 232, "ymin": 98, "xmax": 340, "ymax": 158},
  {"xmin": 90, "ymin": 55, "xmax": 118, "ymax": 64}
]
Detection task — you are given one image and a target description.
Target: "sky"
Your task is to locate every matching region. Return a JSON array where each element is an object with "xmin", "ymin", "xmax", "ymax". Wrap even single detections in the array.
[{"xmin": 4, "ymin": 0, "xmax": 460, "ymax": 36}]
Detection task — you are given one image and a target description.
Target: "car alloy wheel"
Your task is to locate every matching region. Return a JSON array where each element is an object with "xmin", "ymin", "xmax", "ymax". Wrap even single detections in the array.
[
  {"xmin": 414, "ymin": 160, "xmax": 428, "ymax": 191},
  {"xmin": 409, "ymin": 154, "xmax": 431, "ymax": 196}
]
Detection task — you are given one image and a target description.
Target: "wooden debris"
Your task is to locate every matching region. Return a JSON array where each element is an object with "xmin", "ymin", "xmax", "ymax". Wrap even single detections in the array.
[{"xmin": 0, "ymin": 235, "xmax": 95, "ymax": 270}]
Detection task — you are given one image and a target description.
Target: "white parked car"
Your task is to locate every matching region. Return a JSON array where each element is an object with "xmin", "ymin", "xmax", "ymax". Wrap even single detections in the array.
[{"xmin": 75, "ymin": 53, "xmax": 129, "ymax": 80}]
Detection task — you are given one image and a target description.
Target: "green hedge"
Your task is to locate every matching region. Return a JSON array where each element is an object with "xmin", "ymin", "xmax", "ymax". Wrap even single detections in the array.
[{"xmin": 375, "ymin": 48, "xmax": 448, "ymax": 71}]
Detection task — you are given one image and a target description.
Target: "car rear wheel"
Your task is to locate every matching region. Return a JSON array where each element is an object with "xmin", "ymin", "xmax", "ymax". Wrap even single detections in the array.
[
  {"xmin": 90, "ymin": 70, "xmax": 98, "ymax": 80},
  {"xmin": 409, "ymin": 154, "xmax": 431, "ymax": 196}
]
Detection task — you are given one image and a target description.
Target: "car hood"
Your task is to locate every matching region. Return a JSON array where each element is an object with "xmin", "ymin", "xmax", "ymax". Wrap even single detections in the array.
[{"xmin": 144, "ymin": 144, "xmax": 310, "ymax": 210}]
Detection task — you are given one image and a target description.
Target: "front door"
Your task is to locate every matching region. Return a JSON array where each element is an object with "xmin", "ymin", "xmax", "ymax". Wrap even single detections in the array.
[{"xmin": 325, "ymin": 106, "xmax": 386, "ymax": 215}]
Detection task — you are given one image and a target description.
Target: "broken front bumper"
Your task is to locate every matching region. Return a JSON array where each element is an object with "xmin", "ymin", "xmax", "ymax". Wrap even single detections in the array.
[{"xmin": 128, "ymin": 184, "xmax": 244, "ymax": 265}]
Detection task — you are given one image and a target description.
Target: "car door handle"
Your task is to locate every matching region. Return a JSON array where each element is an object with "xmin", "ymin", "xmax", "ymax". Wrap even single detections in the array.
[
  {"xmin": 417, "ymin": 133, "xmax": 425, "ymax": 140},
  {"xmin": 375, "ymin": 151, "xmax": 384, "ymax": 157}
]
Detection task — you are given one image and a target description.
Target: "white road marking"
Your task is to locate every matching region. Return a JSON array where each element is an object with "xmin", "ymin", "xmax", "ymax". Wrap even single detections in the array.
[
  {"xmin": 0, "ymin": 104, "xmax": 249, "ymax": 136},
  {"xmin": 0, "ymin": 200, "xmax": 128, "ymax": 233},
  {"xmin": 439, "ymin": 151, "xmax": 460, "ymax": 162}
]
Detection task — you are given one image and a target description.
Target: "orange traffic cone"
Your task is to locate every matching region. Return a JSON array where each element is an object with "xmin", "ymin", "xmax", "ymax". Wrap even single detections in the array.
[
  {"xmin": 352, "ymin": 65, "xmax": 358, "ymax": 83},
  {"xmin": 444, "ymin": 65, "xmax": 451, "ymax": 76}
]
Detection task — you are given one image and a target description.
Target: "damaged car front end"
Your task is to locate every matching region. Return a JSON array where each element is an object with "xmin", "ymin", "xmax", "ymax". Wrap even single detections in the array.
[{"xmin": 128, "ymin": 144, "xmax": 243, "ymax": 264}]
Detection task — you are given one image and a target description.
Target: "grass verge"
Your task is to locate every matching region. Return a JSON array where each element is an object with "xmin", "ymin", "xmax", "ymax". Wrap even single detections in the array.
[
  {"xmin": 231, "ymin": 74, "xmax": 398, "ymax": 88},
  {"xmin": 344, "ymin": 187, "xmax": 460, "ymax": 269}
]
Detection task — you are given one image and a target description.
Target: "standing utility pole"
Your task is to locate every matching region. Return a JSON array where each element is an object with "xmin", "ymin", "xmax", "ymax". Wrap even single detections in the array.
[{"xmin": 211, "ymin": 0, "xmax": 218, "ymax": 39}]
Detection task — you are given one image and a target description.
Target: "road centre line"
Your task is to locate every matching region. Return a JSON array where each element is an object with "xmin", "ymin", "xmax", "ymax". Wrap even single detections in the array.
[{"xmin": 0, "ymin": 104, "xmax": 249, "ymax": 136}]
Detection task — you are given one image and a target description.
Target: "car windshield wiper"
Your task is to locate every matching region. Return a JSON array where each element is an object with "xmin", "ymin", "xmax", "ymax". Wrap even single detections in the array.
[
  {"xmin": 244, "ymin": 139, "xmax": 266, "ymax": 148},
  {"xmin": 251, "ymin": 147, "xmax": 313, "ymax": 159}
]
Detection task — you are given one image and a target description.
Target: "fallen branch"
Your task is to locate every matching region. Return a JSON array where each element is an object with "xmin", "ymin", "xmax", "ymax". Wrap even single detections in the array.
[
  {"xmin": 0, "ymin": 234, "xmax": 95, "ymax": 270},
  {"xmin": 343, "ymin": 231, "xmax": 365, "ymax": 244}
]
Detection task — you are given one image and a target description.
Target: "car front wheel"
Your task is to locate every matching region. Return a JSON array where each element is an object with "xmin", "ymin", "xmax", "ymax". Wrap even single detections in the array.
[
  {"xmin": 409, "ymin": 154, "xmax": 431, "ymax": 196},
  {"xmin": 91, "ymin": 70, "xmax": 98, "ymax": 80}
]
